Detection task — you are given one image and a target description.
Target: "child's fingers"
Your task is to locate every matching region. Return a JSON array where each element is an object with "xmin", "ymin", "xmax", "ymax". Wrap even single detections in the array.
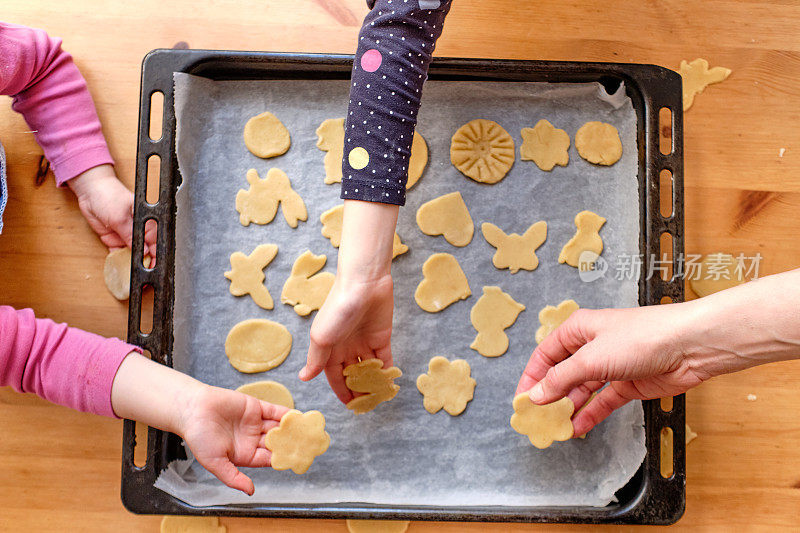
[
  {"xmin": 261, "ymin": 419, "xmax": 280, "ymax": 437},
  {"xmin": 206, "ymin": 458, "xmax": 255, "ymax": 496},
  {"xmin": 325, "ymin": 363, "xmax": 354, "ymax": 404},
  {"xmin": 261, "ymin": 401, "xmax": 291, "ymax": 422},
  {"xmin": 241, "ymin": 447, "xmax": 271, "ymax": 468},
  {"xmin": 300, "ymin": 340, "xmax": 331, "ymax": 381}
]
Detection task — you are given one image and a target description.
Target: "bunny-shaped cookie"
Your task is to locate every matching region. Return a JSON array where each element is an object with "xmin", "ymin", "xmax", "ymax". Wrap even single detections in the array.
[
  {"xmin": 481, "ymin": 221, "xmax": 547, "ymax": 274},
  {"xmin": 281, "ymin": 250, "xmax": 335, "ymax": 316}
]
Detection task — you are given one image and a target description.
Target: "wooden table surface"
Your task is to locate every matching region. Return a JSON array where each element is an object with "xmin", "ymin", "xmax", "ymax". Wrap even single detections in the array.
[{"xmin": 2, "ymin": 1, "xmax": 799, "ymax": 531}]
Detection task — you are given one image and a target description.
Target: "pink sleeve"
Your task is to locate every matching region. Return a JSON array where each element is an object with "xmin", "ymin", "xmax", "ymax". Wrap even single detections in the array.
[
  {"xmin": 0, "ymin": 306, "xmax": 139, "ymax": 418},
  {"xmin": 0, "ymin": 22, "xmax": 114, "ymax": 185}
]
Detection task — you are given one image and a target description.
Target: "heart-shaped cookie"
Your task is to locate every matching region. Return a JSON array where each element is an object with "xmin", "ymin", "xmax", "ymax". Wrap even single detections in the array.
[
  {"xmin": 416, "ymin": 191, "xmax": 474, "ymax": 247},
  {"xmin": 414, "ymin": 253, "xmax": 471, "ymax": 312}
]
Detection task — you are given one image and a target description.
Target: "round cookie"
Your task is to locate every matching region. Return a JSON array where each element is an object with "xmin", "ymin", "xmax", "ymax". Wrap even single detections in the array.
[
  {"xmin": 225, "ymin": 319, "xmax": 292, "ymax": 373},
  {"xmin": 235, "ymin": 380, "xmax": 294, "ymax": 409},
  {"xmin": 243, "ymin": 111, "xmax": 290, "ymax": 158},
  {"xmin": 574, "ymin": 121, "xmax": 622, "ymax": 166}
]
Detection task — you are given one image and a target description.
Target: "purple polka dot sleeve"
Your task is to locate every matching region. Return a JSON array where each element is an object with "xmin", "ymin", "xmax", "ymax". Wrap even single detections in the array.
[{"xmin": 341, "ymin": 0, "xmax": 452, "ymax": 206}]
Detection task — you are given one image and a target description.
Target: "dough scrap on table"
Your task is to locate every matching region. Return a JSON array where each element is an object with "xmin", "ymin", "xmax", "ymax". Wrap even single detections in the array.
[
  {"xmin": 243, "ymin": 111, "xmax": 291, "ymax": 159},
  {"xmin": 316, "ymin": 118, "xmax": 346, "ymax": 185},
  {"xmin": 536, "ymin": 299, "xmax": 579, "ymax": 344},
  {"xmin": 223, "ymin": 243, "xmax": 278, "ymax": 310},
  {"xmin": 575, "ymin": 121, "xmax": 622, "ymax": 166},
  {"xmin": 686, "ymin": 423, "xmax": 698, "ymax": 445},
  {"xmin": 414, "ymin": 252, "xmax": 472, "ymax": 313},
  {"xmin": 235, "ymin": 380, "xmax": 294, "ymax": 409},
  {"xmin": 406, "ymin": 130, "xmax": 429, "ymax": 189},
  {"xmin": 320, "ymin": 204, "xmax": 408, "ymax": 258},
  {"xmin": 510, "ymin": 393, "xmax": 574, "ymax": 449},
  {"xmin": 235, "ymin": 168, "xmax": 307, "ymax": 228},
  {"xmin": 689, "ymin": 252, "xmax": 745, "ymax": 297},
  {"xmin": 679, "ymin": 58, "xmax": 731, "ymax": 111},
  {"xmin": 470, "ymin": 286, "xmax": 526, "ymax": 357},
  {"xmin": 225, "ymin": 319, "xmax": 292, "ymax": 373},
  {"xmin": 264, "ymin": 409, "xmax": 330, "ymax": 474},
  {"xmin": 558, "ymin": 210, "xmax": 606, "ymax": 268},
  {"xmin": 520, "ymin": 119, "xmax": 570, "ymax": 171},
  {"xmin": 416, "ymin": 191, "xmax": 474, "ymax": 247},
  {"xmin": 450, "ymin": 119, "xmax": 515, "ymax": 183},
  {"xmin": 346, "ymin": 519, "xmax": 410, "ymax": 533},
  {"xmin": 281, "ymin": 251, "xmax": 335, "ymax": 316},
  {"xmin": 160, "ymin": 515, "xmax": 226, "ymax": 533},
  {"xmin": 416, "ymin": 356, "xmax": 476, "ymax": 416},
  {"xmin": 481, "ymin": 221, "xmax": 547, "ymax": 274},
  {"xmin": 104, "ymin": 248, "xmax": 150, "ymax": 301},
  {"xmin": 344, "ymin": 359, "xmax": 402, "ymax": 414}
]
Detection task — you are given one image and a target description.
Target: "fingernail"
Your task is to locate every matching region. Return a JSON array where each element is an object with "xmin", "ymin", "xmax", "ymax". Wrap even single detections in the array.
[{"xmin": 529, "ymin": 384, "xmax": 544, "ymax": 402}]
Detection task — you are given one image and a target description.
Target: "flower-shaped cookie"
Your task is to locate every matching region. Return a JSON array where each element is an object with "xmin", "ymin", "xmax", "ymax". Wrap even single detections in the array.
[
  {"xmin": 520, "ymin": 119, "xmax": 570, "ymax": 171},
  {"xmin": 510, "ymin": 393, "xmax": 574, "ymax": 449},
  {"xmin": 264, "ymin": 409, "xmax": 330, "ymax": 474},
  {"xmin": 416, "ymin": 356, "xmax": 476, "ymax": 416},
  {"xmin": 344, "ymin": 359, "xmax": 403, "ymax": 414}
]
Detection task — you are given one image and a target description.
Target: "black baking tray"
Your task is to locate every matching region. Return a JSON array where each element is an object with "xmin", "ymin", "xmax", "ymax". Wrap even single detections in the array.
[{"xmin": 124, "ymin": 50, "xmax": 685, "ymax": 524}]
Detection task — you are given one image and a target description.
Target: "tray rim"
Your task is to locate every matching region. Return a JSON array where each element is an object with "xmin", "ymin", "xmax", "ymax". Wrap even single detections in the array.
[{"xmin": 123, "ymin": 49, "xmax": 686, "ymax": 524}]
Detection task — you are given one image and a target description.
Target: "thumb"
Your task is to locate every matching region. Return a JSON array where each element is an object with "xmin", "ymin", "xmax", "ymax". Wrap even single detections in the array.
[
  {"xmin": 529, "ymin": 346, "xmax": 601, "ymax": 405},
  {"xmin": 205, "ymin": 457, "xmax": 255, "ymax": 495}
]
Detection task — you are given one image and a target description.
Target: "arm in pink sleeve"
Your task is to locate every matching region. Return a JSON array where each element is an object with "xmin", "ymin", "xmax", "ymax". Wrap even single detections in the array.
[
  {"xmin": 0, "ymin": 22, "xmax": 114, "ymax": 185},
  {"xmin": 0, "ymin": 306, "xmax": 139, "ymax": 418}
]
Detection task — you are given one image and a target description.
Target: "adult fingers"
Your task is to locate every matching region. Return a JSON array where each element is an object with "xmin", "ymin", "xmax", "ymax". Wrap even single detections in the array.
[
  {"xmin": 529, "ymin": 345, "xmax": 603, "ymax": 405},
  {"xmin": 566, "ymin": 380, "xmax": 605, "ymax": 413},
  {"xmin": 373, "ymin": 343, "xmax": 393, "ymax": 370},
  {"xmin": 516, "ymin": 310, "xmax": 595, "ymax": 395},
  {"xmin": 571, "ymin": 383, "xmax": 634, "ymax": 437}
]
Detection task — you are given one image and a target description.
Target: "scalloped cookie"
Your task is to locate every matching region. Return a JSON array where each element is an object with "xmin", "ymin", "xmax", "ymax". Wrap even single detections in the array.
[
  {"xmin": 265, "ymin": 410, "xmax": 330, "ymax": 474},
  {"xmin": 520, "ymin": 119, "xmax": 570, "ymax": 171},
  {"xmin": 416, "ymin": 356, "xmax": 476, "ymax": 416},
  {"xmin": 510, "ymin": 393, "xmax": 574, "ymax": 449}
]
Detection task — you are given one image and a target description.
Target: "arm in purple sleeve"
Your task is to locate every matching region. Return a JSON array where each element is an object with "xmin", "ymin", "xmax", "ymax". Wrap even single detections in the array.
[
  {"xmin": 340, "ymin": 0, "xmax": 451, "ymax": 206},
  {"xmin": 0, "ymin": 22, "xmax": 114, "ymax": 185}
]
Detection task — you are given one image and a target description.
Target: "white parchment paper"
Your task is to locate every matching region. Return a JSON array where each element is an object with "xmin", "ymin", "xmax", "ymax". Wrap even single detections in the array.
[{"xmin": 156, "ymin": 73, "xmax": 646, "ymax": 508}]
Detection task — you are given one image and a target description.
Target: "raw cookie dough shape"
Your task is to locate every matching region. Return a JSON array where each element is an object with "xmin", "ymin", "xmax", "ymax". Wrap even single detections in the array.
[
  {"xmin": 414, "ymin": 253, "xmax": 472, "ymax": 313},
  {"xmin": 243, "ymin": 111, "xmax": 291, "ymax": 159},
  {"xmin": 690, "ymin": 252, "xmax": 745, "ymax": 297},
  {"xmin": 264, "ymin": 409, "xmax": 330, "ymax": 474},
  {"xmin": 450, "ymin": 119, "xmax": 515, "ymax": 183},
  {"xmin": 416, "ymin": 191, "xmax": 474, "ymax": 247},
  {"xmin": 344, "ymin": 359, "xmax": 402, "ymax": 414},
  {"xmin": 481, "ymin": 221, "xmax": 547, "ymax": 274},
  {"xmin": 536, "ymin": 299, "xmax": 579, "ymax": 344},
  {"xmin": 520, "ymin": 119, "xmax": 570, "ymax": 171},
  {"xmin": 316, "ymin": 118, "xmax": 345, "ymax": 185},
  {"xmin": 225, "ymin": 319, "xmax": 292, "ymax": 373},
  {"xmin": 235, "ymin": 380, "xmax": 294, "ymax": 409},
  {"xmin": 320, "ymin": 204, "xmax": 409, "ymax": 259},
  {"xmin": 416, "ymin": 356, "xmax": 476, "ymax": 415},
  {"xmin": 223, "ymin": 243, "xmax": 278, "ymax": 310},
  {"xmin": 575, "ymin": 121, "xmax": 622, "ymax": 166},
  {"xmin": 281, "ymin": 251, "xmax": 335, "ymax": 316},
  {"xmin": 558, "ymin": 210, "xmax": 606, "ymax": 268},
  {"xmin": 680, "ymin": 58, "xmax": 731, "ymax": 111},
  {"xmin": 510, "ymin": 393, "xmax": 574, "ymax": 449},
  {"xmin": 104, "ymin": 248, "xmax": 150, "ymax": 301},
  {"xmin": 346, "ymin": 520, "xmax": 410, "ymax": 533},
  {"xmin": 470, "ymin": 286, "xmax": 526, "ymax": 358},
  {"xmin": 160, "ymin": 516, "xmax": 226, "ymax": 533},
  {"xmin": 406, "ymin": 131, "xmax": 428, "ymax": 189},
  {"xmin": 235, "ymin": 168, "xmax": 307, "ymax": 228}
]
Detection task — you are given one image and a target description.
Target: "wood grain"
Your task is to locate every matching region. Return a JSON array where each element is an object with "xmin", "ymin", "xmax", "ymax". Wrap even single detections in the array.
[{"xmin": 2, "ymin": 0, "xmax": 800, "ymax": 530}]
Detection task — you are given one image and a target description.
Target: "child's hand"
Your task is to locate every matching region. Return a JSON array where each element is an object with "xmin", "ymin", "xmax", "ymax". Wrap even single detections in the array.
[
  {"xmin": 67, "ymin": 164, "xmax": 157, "ymax": 257},
  {"xmin": 302, "ymin": 274, "xmax": 394, "ymax": 403},
  {"xmin": 179, "ymin": 385, "xmax": 290, "ymax": 495},
  {"xmin": 301, "ymin": 200, "xmax": 398, "ymax": 403}
]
